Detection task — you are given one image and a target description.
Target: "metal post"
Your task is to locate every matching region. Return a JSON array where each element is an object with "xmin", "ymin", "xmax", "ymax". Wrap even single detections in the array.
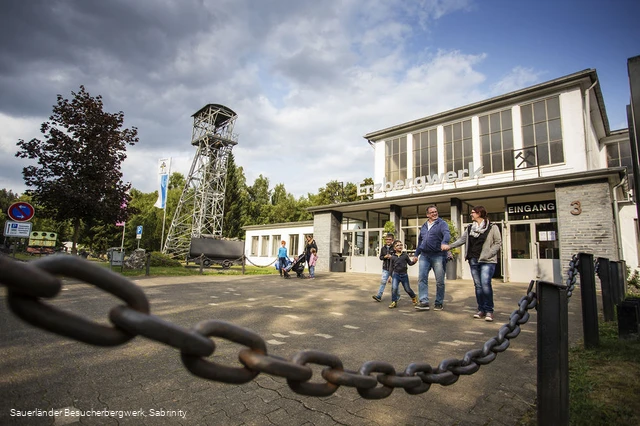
[
  {"xmin": 242, "ymin": 255, "xmax": 246, "ymax": 275},
  {"xmin": 597, "ymin": 257, "xmax": 615, "ymax": 321},
  {"xmin": 578, "ymin": 253, "xmax": 599, "ymax": 348},
  {"xmin": 618, "ymin": 260, "xmax": 628, "ymax": 299},
  {"xmin": 199, "ymin": 254, "xmax": 204, "ymax": 275},
  {"xmin": 537, "ymin": 280, "xmax": 569, "ymax": 426},
  {"xmin": 145, "ymin": 253, "xmax": 151, "ymax": 276},
  {"xmin": 610, "ymin": 261, "xmax": 621, "ymax": 305}
]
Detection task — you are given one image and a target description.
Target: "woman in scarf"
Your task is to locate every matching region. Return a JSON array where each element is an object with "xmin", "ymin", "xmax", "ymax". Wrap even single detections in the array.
[{"xmin": 444, "ymin": 206, "xmax": 502, "ymax": 321}]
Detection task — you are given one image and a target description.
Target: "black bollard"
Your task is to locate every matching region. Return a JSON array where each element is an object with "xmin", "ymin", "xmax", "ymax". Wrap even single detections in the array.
[
  {"xmin": 610, "ymin": 262, "xmax": 621, "ymax": 305},
  {"xmin": 242, "ymin": 255, "xmax": 246, "ymax": 275},
  {"xmin": 537, "ymin": 280, "xmax": 569, "ymax": 426},
  {"xmin": 199, "ymin": 253, "xmax": 204, "ymax": 275},
  {"xmin": 145, "ymin": 253, "xmax": 151, "ymax": 276},
  {"xmin": 578, "ymin": 253, "xmax": 599, "ymax": 348},
  {"xmin": 597, "ymin": 257, "xmax": 615, "ymax": 321}
]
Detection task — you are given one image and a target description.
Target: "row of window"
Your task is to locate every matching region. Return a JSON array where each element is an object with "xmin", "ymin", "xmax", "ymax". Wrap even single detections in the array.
[
  {"xmin": 386, "ymin": 96, "xmax": 564, "ymax": 181},
  {"xmin": 249, "ymin": 234, "xmax": 312, "ymax": 257}
]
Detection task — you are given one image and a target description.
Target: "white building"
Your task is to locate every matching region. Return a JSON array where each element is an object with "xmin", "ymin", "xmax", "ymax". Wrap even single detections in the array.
[{"xmin": 246, "ymin": 69, "xmax": 638, "ymax": 282}]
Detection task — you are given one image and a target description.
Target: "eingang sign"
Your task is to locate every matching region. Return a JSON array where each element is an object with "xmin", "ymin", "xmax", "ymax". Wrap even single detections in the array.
[
  {"xmin": 358, "ymin": 162, "xmax": 484, "ymax": 196},
  {"xmin": 507, "ymin": 201, "xmax": 556, "ymax": 219}
]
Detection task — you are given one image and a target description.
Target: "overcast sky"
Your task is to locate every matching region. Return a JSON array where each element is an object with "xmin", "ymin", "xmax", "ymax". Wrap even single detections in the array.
[{"xmin": 1, "ymin": 0, "xmax": 638, "ymax": 198}]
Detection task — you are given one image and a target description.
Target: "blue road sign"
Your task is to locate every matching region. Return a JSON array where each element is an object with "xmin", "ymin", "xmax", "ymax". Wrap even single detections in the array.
[{"xmin": 7, "ymin": 202, "xmax": 35, "ymax": 222}]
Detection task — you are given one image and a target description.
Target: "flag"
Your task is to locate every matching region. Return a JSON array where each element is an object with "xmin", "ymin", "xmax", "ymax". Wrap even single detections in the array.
[{"xmin": 154, "ymin": 158, "xmax": 171, "ymax": 209}]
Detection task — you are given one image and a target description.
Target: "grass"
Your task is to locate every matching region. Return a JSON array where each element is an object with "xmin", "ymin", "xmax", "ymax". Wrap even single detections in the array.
[{"xmin": 518, "ymin": 317, "xmax": 640, "ymax": 426}]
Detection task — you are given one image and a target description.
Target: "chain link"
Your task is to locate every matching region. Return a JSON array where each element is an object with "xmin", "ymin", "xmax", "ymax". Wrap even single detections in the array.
[
  {"xmin": 1, "ymin": 255, "xmax": 539, "ymax": 399},
  {"xmin": 565, "ymin": 253, "xmax": 579, "ymax": 299}
]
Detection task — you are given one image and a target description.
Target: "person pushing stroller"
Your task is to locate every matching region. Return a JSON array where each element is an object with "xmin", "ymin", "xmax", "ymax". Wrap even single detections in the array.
[{"xmin": 282, "ymin": 252, "xmax": 306, "ymax": 279}]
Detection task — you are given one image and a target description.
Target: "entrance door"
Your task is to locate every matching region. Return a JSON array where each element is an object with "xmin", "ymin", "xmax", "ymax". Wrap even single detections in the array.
[{"xmin": 509, "ymin": 221, "xmax": 561, "ymax": 283}]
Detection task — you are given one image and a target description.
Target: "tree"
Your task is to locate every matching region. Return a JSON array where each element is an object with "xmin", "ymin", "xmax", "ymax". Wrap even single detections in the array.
[
  {"xmin": 16, "ymin": 86, "xmax": 138, "ymax": 253},
  {"xmin": 0, "ymin": 188, "xmax": 19, "ymax": 224},
  {"xmin": 223, "ymin": 154, "xmax": 246, "ymax": 239},
  {"xmin": 311, "ymin": 180, "xmax": 360, "ymax": 205}
]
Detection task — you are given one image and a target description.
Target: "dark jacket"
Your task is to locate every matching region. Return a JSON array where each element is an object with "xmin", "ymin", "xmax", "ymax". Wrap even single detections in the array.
[
  {"xmin": 415, "ymin": 217, "xmax": 450, "ymax": 257},
  {"xmin": 305, "ymin": 239, "xmax": 317, "ymax": 261},
  {"xmin": 390, "ymin": 252, "xmax": 417, "ymax": 274},
  {"xmin": 379, "ymin": 244, "xmax": 395, "ymax": 270}
]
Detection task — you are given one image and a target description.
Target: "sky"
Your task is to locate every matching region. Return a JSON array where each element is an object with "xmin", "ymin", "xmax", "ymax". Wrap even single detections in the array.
[{"xmin": 1, "ymin": 0, "xmax": 639, "ymax": 199}]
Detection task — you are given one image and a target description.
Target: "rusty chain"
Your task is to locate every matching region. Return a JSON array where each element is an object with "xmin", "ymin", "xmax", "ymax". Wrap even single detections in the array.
[
  {"xmin": 0, "ymin": 254, "xmax": 539, "ymax": 399},
  {"xmin": 565, "ymin": 253, "xmax": 579, "ymax": 299}
]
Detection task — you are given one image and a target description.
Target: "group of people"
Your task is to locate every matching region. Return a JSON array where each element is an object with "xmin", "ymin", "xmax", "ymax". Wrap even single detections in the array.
[
  {"xmin": 372, "ymin": 205, "xmax": 502, "ymax": 321},
  {"xmin": 277, "ymin": 235, "xmax": 318, "ymax": 279}
]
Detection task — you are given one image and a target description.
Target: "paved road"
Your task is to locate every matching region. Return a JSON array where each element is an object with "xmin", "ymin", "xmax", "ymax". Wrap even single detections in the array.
[{"xmin": 0, "ymin": 271, "xmax": 584, "ymax": 425}]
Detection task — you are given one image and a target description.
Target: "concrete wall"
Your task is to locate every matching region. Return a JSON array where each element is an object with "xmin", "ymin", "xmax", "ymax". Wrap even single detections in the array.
[
  {"xmin": 555, "ymin": 180, "xmax": 618, "ymax": 282},
  {"xmin": 313, "ymin": 211, "xmax": 342, "ymax": 272}
]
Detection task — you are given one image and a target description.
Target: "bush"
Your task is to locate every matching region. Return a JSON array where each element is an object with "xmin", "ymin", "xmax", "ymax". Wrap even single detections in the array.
[
  {"xmin": 445, "ymin": 219, "xmax": 460, "ymax": 259},
  {"xmin": 149, "ymin": 251, "xmax": 182, "ymax": 267},
  {"xmin": 628, "ymin": 267, "xmax": 640, "ymax": 290}
]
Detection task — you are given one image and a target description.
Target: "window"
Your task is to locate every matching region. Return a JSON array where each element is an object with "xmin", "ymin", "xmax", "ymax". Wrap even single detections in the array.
[
  {"xmin": 271, "ymin": 235, "xmax": 281, "ymax": 255},
  {"xmin": 261, "ymin": 236, "xmax": 269, "ymax": 256},
  {"xmin": 385, "ymin": 136, "xmax": 407, "ymax": 182},
  {"xmin": 251, "ymin": 236, "xmax": 259, "ymax": 256},
  {"xmin": 289, "ymin": 234, "xmax": 299, "ymax": 255},
  {"xmin": 521, "ymin": 96, "xmax": 563, "ymax": 165},
  {"xmin": 413, "ymin": 129, "xmax": 438, "ymax": 177},
  {"xmin": 444, "ymin": 119, "xmax": 472, "ymax": 173},
  {"xmin": 607, "ymin": 141, "xmax": 635, "ymax": 190},
  {"xmin": 479, "ymin": 109, "xmax": 514, "ymax": 173}
]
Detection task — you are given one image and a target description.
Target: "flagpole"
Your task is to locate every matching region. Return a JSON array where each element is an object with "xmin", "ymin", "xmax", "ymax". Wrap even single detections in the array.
[
  {"xmin": 159, "ymin": 157, "xmax": 172, "ymax": 252},
  {"xmin": 120, "ymin": 221, "xmax": 126, "ymax": 252}
]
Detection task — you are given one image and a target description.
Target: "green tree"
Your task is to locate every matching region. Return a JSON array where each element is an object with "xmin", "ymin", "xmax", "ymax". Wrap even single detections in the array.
[
  {"xmin": 0, "ymin": 188, "xmax": 19, "ymax": 224},
  {"xmin": 16, "ymin": 86, "xmax": 138, "ymax": 253},
  {"xmin": 245, "ymin": 174, "xmax": 272, "ymax": 225},
  {"xmin": 311, "ymin": 180, "xmax": 360, "ymax": 205},
  {"xmin": 223, "ymin": 154, "xmax": 246, "ymax": 239}
]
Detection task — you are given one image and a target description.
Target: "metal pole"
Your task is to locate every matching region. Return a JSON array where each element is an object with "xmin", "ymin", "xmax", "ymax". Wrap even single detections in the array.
[
  {"xmin": 537, "ymin": 280, "xmax": 569, "ymax": 426},
  {"xmin": 610, "ymin": 261, "xmax": 622, "ymax": 305},
  {"xmin": 120, "ymin": 222, "xmax": 126, "ymax": 252},
  {"xmin": 578, "ymin": 253, "xmax": 599, "ymax": 348},
  {"xmin": 597, "ymin": 257, "xmax": 615, "ymax": 321}
]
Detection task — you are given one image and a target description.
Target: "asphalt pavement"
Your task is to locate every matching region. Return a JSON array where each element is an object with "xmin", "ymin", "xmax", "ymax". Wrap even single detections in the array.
[{"xmin": 0, "ymin": 270, "xmax": 585, "ymax": 425}]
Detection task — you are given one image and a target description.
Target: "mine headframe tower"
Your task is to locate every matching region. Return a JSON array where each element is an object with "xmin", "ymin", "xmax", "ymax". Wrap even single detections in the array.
[{"xmin": 163, "ymin": 104, "xmax": 238, "ymax": 259}]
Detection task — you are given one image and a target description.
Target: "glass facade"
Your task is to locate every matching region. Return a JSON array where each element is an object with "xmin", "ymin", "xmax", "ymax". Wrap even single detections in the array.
[
  {"xmin": 607, "ymin": 140, "xmax": 635, "ymax": 190},
  {"xmin": 385, "ymin": 136, "xmax": 407, "ymax": 182},
  {"xmin": 444, "ymin": 119, "xmax": 472, "ymax": 173},
  {"xmin": 413, "ymin": 128, "xmax": 438, "ymax": 177},
  {"xmin": 520, "ymin": 96, "xmax": 564, "ymax": 166},
  {"xmin": 479, "ymin": 109, "xmax": 514, "ymax": 173}
]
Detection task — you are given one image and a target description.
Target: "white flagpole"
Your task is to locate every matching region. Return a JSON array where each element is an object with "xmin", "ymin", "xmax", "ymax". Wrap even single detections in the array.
[
  {"xmin": 120, "ymin": 222, "xmax": 126, "ymax": 252},
  {"xmin": 159, "ymin": 158, "xmax": 172, "ymax": 252}
]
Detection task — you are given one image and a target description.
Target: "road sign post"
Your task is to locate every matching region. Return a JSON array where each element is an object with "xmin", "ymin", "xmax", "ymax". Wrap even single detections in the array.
[
  {"xmin": 136, "ymin": 225, "xmax": 143, "ymax": 249},
  {"xmin": 7, "ymin": 202, "xmax": 35, "ymax": 222}
]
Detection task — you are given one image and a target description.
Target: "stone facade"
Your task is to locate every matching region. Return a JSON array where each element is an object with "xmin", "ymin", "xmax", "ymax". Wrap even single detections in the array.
[
  {"xmin": 555, "ymin": 179, "xmax": 618, "ymax": 282},
  {"xmin": 313, "ymin": 211, "xmax": 342, "ymax": 272}
]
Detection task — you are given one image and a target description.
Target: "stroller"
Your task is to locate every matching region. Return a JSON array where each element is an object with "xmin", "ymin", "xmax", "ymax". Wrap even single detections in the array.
[{"xmin": 283, "ymin": 252, "xmax": 306, "ymax": 279}]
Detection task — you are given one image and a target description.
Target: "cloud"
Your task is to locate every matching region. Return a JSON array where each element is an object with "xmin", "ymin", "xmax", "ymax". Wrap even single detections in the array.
[{"xmin": 0, "ymin": 0, "xmax": 505, "ymax": 198}]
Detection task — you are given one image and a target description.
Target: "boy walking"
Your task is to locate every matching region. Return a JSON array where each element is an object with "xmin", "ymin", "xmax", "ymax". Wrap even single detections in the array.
[
  {"xmin": 372, "ymin": 233, "xmax": 395, "ymax": 302},
  {"xmin": 278, "ymin": 240, "xmax": 288, "ymax": 277},
  {"xmin": 389, "ymin": 240, "xmax": 418, "ymax": 309}
]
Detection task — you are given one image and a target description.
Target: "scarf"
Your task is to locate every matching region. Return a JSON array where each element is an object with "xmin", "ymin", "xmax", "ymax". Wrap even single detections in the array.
[{"xmin": 469, "ymin": 219, "xmax": 489, "ymax": 238}]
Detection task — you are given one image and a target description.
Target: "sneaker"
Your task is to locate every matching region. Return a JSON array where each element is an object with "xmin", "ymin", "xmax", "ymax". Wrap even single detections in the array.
[
  {"xmin": 485, "ymin": 312, "xmax": 494, "ymax": 322},
  {"xmin": 388, "ymin": 301, "xmax": 397, "ymax": 309},
  {"xmin": 434, "ymin": 304, "xmax": 444, "ymax": 311},
  {"xmin": 415, "ymin": 302, "xmax": 430, "ymax": 311},
  {"xmin": 372, "ymin": 295, "xmax": 382, "ymax": 302},
  {"xmin": 473, "ymin": 311, "xmax": 486, "ymax": 319},
  {"xmin": 411, "ymin": 296, "xmax": 418, "ymax": 305}
]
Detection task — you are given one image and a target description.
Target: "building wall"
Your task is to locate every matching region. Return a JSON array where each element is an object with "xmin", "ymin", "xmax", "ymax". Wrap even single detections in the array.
[
  {"xmin": 555, "ymin": 180, "xmax": 618, "ymax": 282},
  {"xmin": 244, "ymin": 223, "xmax": 314, "ymax": 268},
  {"xmin": 620, "ymin": 203, "xmax": 639, "ymax": 270},
  {"xmin": 313, "ymin": 211, "xmax": 342, "ymax": 272}
]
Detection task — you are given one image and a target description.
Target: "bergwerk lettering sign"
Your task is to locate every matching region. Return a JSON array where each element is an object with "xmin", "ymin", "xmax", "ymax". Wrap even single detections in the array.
[
  {"xmin": 358, "ymin": 162, "xmax": 484, "ymax": 196},
  {"xmin": 507, "ymin": 201, "xmax": 556, "ymax": 216}
]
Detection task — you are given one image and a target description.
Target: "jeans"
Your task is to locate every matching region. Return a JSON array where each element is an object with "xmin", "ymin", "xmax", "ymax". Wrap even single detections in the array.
[
  {"xmin": 418, "ymin": 254, "xmax": 446, "ymax": 305},
  {"xmin": 309, "ymin": 265, "xmax": 315, "ymax": 278},
  {"xmin": 279, "ymin": 257, "xmax": 287, "ymax": 275},
  {"xmin": 376, "ymin": 269, "xmax": 391, "ymax": 298},
  {"xmin": 391, "ymin": 273, "xmax": 416, "ymax": 302},
  {"xmin": 468, "ymin": 257, "xmax": 496, "ymax": 313}
]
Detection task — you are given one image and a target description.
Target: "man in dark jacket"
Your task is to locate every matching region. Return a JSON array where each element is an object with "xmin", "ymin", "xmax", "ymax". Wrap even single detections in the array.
[
  {"xmin": 372, "ymin": 233, "xmax": 395, "ymax": 302},
  {"xmin": 413, "ymin": 205, "xmax": 450, "ymax": 311}
]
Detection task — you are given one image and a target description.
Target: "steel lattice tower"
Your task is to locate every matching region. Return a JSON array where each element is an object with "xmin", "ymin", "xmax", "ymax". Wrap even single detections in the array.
[{"xmin": 163, "ymin": 104, "xmax": 238, "ymax": 259}]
